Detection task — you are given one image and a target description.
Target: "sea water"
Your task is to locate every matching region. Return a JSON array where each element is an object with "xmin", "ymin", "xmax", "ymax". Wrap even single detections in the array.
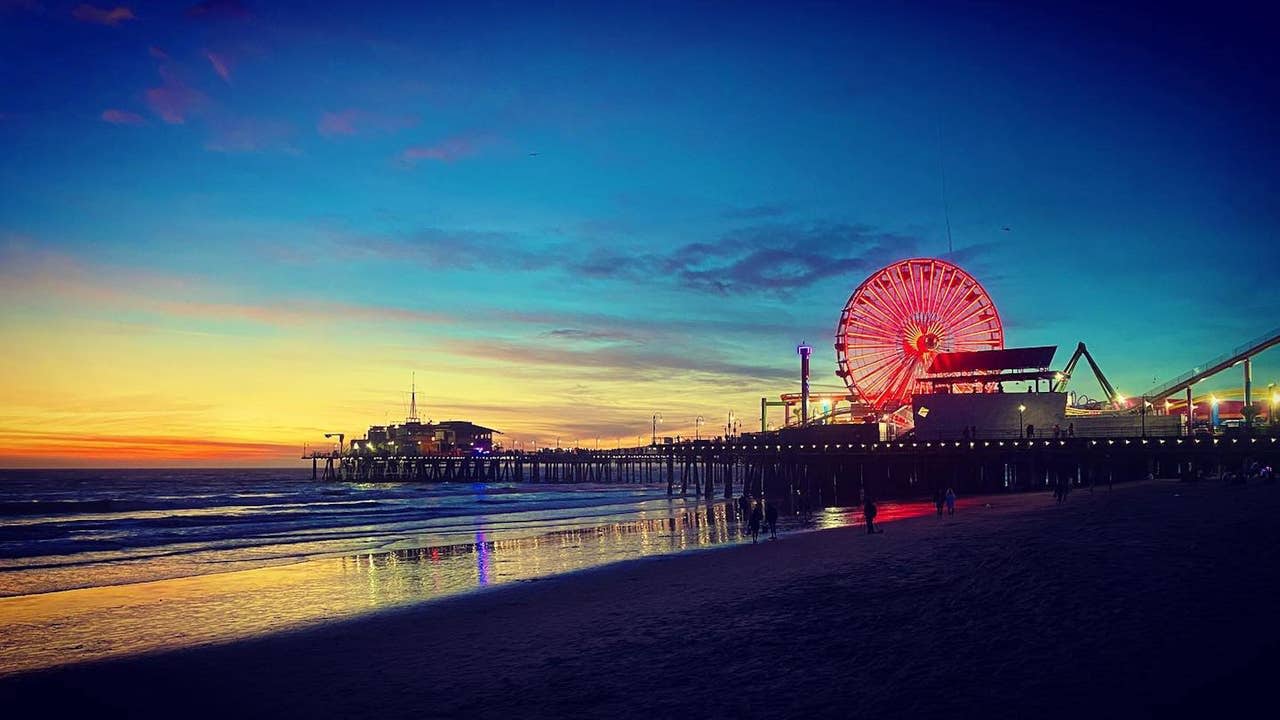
[{"xmin": 0, "ymin": 469, "xmax": 927, "ymax": 674}]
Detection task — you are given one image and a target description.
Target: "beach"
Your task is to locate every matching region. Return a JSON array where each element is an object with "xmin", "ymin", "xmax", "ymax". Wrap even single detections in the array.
[{"xmin": 3, "ymin": 479, "xmax": 1279, "ymax": 718}]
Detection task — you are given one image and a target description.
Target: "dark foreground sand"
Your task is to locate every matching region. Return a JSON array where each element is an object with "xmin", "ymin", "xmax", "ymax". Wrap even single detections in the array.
[{"xmin": 4, "ymin": 480, "xmax": 1280, "ymax": 719}]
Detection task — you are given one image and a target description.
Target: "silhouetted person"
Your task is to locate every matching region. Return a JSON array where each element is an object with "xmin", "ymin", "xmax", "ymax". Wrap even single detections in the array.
[
  {"xmin": 738, "ymin": 493, "xmax": 750, "ymax": 521},
  {"xmin": 1026, "ymin": 424, "xmax": 1035, "ymax": 439},
  {"xmin": 1053, "ymin": 423, "xmax": 1061, "ymax": 438},
  {"xmin": 863, "ymin": 497, "xmax": 882, "ymax": 534},
  {"xmin": 765, "ymin": 502, "xmax": 778, "ymax": 539},
  {"xmin": 945, "ymin": 488, "xmax": 956, "ymax": 515},
  {"xmin": 934, "ymin": 488, "xmax": 945, "ymax": 516},
  {"xmin": 1068, "ymin": 423, "xmax": 1075, "ymax": 438},
  {"xmin": 961, "ymin": 426, "xmax": 970, "ymax": 440},
  {"xmin": 749, "ymin": 502, "xmax": 762, "ymax": 544}
]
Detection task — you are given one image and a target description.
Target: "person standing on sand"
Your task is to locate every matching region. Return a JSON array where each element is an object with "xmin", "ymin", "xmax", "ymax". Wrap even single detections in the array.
[
  {"xmin": 739, "ymin": 493, "xmax": 750, "ymax": 521},
  {"xmin": 863, "ymin": 497, "xmax": 882, "ymax": 534},
  {"xmin": 749, "ymin": 502, "xmax": 763, "ymax": 544},
  {"xmin": 934, "ymin": 488, "xmax": 945, "ymax": 516},
  {"xmin": 945, "ymin": 488, "xmax": 956, "ymax": 515},
  {"xmin": 766, "ymin": 501, "xmax": 778, "ymax": 539}
]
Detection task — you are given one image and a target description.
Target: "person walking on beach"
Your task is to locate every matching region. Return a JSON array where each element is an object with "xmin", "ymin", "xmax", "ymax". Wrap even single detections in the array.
[
  {"xmin": 749, "ymin": 501, "xmax": 763, "ymax": 544},
  {"xmin": 863, "ymin": 497, "xmax": 882, "ymax": 534},
  {"xmin": 945, "ymin": 488, "xmax": 956, "ymax": 515},
  {"xmin": 738, "ymin": 493, "xmax": 750, "ymax": 521},
  {"xmin": 765, "ymin": 501, "xmax": 778, "ymax": 539},
  {"xmin": 933, "ymin": 488, "xmax": 945, "ymax": 516}
]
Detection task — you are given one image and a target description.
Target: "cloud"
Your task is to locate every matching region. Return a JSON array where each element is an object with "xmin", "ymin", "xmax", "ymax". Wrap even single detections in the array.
[
  {"xmin": 570, "ymin": 222, "xmax": 920, "ymax": 296},
  {"xmin": 0, "ymin": 429, "xmax": 298, "ymax": 466},
  {"xmin": 442, "ymin": 338, "xmax": 792, "ymax": 385},
  {"xmin": 205, "ymin": 50, "xmax": 232, "ymax": 83},
  {"xmin": 0, "ymin": 243, "xmax": 450, "ymax": 330},
  {"xmin": 145, "ymin": 68, "xmax": 205, "ymax": 124},
  {"xmin": 71, "ymin": 3, "xmax": 134, "ymax": 26},
  {"xmin": 317, "ymin": 109, "xmax": 418, "ymax": 138},
  {"xmin": 148, "ymin": 45, "xmax": 169, "ymax": 60},
  {"xmin": 399, "ymin": 134, "xmax": 487, "ymax": 165},
  {"xmin": 186, "ymin": 0, "xmax": 249, "ymax": 19},
  {"xmin": 540, "ymin": 328, "xmax": 635, "ymax": 343},
  {"xmin": 101, "ymin": 108, "xmax": 145, "ymax": 125}
]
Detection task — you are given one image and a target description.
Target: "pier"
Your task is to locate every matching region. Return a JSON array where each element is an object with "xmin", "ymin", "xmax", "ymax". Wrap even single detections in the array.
[{"xmin": 306, "ymin": 434, "xmax": 1280, "ymax": 505}]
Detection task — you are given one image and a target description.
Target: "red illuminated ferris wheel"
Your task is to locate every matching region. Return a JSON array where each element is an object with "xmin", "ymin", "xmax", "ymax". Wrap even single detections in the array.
[{"xmin": 835, "ymin": 258, "xmax": 1004, "ymax": 410}]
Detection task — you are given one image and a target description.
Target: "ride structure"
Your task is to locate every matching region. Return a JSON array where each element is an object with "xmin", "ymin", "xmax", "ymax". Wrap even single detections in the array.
[{"xmin": 834, "ymin": 258, "xmax": 1004, "ymax": 410}]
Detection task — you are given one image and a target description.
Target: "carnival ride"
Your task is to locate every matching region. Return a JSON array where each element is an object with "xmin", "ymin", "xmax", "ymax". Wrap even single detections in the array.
[{"xmin": 834, "ymin": 258, "xmax": 1004, "ymax": 410}]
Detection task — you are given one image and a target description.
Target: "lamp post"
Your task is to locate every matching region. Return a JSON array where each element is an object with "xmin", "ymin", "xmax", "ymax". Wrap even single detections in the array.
[
  {"xmin": 1141, "ymin": 398, "xmax": 1151, "ymax": 437},
  {"xmin": 695, "ymin": 415, "xmax": 704, "ymax": 441},
  {"xmin": 651, "ymin": 413, "xmax": 662, "ymax": 446},
  {"xmin": 1269, "ymin": 383, "xmax": 1276, "ymax": 425},
  {"xmin": 1018, "ymin": 404, "xmax": 1026, "ymax": 438}
]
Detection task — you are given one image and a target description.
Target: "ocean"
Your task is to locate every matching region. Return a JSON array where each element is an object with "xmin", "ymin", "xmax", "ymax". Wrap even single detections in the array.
[{"xmin": 0, "ymin": 469, "xmax": 926, "ymax": 674}]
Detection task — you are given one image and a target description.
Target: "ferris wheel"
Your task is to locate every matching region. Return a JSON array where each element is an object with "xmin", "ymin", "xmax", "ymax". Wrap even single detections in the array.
[{"xmin": 834, "ymin": 258, "xmax": 1004, "ymax": 410}]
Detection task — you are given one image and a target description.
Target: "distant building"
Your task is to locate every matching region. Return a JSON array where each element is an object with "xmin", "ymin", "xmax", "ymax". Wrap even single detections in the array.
[{"xmin": 351, "ymin": 419, "xmax": 500, "ymax": 455}]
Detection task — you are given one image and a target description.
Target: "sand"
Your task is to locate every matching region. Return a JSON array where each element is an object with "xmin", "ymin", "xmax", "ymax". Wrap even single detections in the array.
[{"xmin": 3, "ymin": 479, "xmax": 1279, "ymax": 718}]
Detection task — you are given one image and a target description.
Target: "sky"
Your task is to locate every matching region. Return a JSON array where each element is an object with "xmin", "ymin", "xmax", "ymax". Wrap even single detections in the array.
[{"xmin": 1, "ymin": 0, "xmax": 1277, "ymax": 467}]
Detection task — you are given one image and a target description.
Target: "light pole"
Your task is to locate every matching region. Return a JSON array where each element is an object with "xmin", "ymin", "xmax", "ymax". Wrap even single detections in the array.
[
  {"xmin": 1141, "ymin": 397, "xmax": 1151, "ymax": 437},
  {"xmin": 651, "ymin": 413, "xmax": 662, "ymax": 446},
  {"xmin": 1269, "ymin": 383, "xmax": 1276, "ymax": 425},
  {"xmin": 695, "ymin": 415, "xmax": 704, "ymax": 441},
  {"xmin": 1018, "ymin": 404, "xmax": 1026, "ymax": 438}
]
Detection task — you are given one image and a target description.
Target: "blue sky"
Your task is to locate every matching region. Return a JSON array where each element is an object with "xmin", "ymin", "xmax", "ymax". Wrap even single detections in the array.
[{"xmin": 1, "ymin": 0, "xmax": 1277, "ymax": 462}]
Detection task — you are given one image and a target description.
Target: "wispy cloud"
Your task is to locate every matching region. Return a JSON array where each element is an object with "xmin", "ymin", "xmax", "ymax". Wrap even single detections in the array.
[
  {"xmin": 540, "ymin": 328, "xmax": 636, "ymax": 343},
  {"xmin": 317, "ymin": 109, "xmax": 418, "ymax": 138},
  {"xmin": 0, "ymin": 243, "xmax": 450, "ymax": 330},
  {"xmin": 442, "ymin": 337, "xmax": 791, "ymax": 385},
  {"xmin": 145, "ymin": 68, "xmax": 205, "ymax": 124},
  {"xmin": 101, "ymin": 108, "xmax": 145, "ymax": 125},
  {"xmin": 399, "ymin": 134, "xmax": 488, "ymax": 165},
  {"xmin": 71, "ymin": 3, "xmax": 134, "ymax": 26},
  {"xmin": 571, "ymin": 222, "xmax": 919, "ymax": 295},
  {"xmin": 205, "ymin": 50, "xmax": 232, "ymax": 83},
  {"xmin": 0, "ymin": 429, "xmax": 298, "ymax": 466}
]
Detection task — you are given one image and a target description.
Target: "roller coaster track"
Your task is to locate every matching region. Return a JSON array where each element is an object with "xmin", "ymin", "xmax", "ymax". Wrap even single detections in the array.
[{"xmin": 1142, "ymin": 325, "xmax": 1280, "ymax": 402}]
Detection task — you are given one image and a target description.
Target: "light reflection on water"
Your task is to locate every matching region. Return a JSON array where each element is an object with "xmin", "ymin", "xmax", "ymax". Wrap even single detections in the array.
[{"xmin": 0, "ymin": 499, "xmax": 932, "ymax": 676}]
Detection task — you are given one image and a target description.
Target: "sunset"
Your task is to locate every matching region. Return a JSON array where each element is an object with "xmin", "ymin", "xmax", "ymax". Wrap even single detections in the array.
[{"xmin": 2, "ymin": 1, "xmax": 1278, "ymax": 717}]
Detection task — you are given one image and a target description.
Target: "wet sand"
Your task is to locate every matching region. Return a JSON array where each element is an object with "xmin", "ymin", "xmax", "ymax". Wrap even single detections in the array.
[{"xmin": 4, "ymin": 480, "xmax": 1279, "ymax": 718}]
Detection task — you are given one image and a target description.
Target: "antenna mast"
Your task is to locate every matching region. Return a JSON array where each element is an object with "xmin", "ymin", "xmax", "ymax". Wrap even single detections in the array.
[
  {"xmin": 407, "ymin": 372, "xmax": 421, "ymax": 423},
  {"xmin": 936, "ymin": 111, "xmax": 954, "ymax": 255}
]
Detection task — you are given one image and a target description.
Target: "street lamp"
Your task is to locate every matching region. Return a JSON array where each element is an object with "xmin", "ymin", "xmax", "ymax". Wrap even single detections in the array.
[
  {"xmin": 1141, "ymin": 398, "xmax": 1152, "ymax": 437},
  {"xmin": 651, "ymin": 413, "xmax": 662, "ymax": 446},
  {"xmin": 1018, "ymin": 404, "xmax": 1026, "ymax": 438},
  {"xmin": 695, "ymin": 415, "xmax": 704, "ymax": 441}
]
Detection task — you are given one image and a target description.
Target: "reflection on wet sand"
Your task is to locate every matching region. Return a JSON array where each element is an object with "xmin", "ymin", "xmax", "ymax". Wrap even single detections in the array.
[{"xmin": 0, "ymin": 499, "xmax": 933, "ymax": 676}]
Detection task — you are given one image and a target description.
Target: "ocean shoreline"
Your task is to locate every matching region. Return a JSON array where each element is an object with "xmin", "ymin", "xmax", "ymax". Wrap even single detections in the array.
[{"xmin": 7, "ymin": 479, "xmax": 1278, "ymax": 718}]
